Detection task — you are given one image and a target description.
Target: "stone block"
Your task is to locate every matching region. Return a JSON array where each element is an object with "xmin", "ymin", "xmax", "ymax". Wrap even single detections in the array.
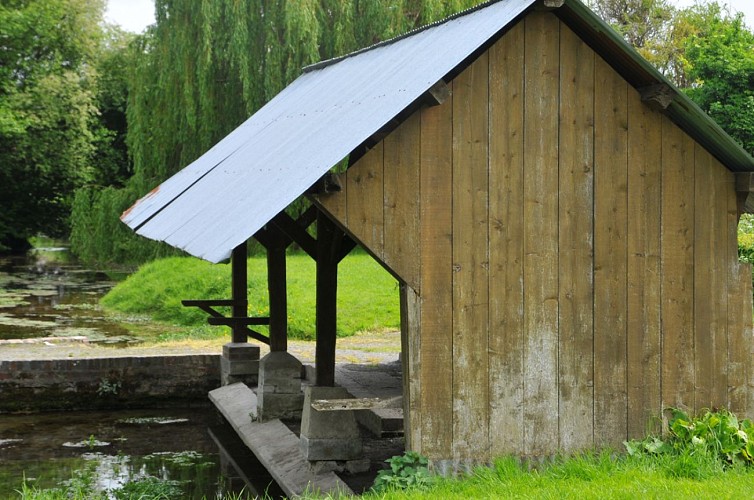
[
  {"xmin": 306, "ymin": 457, "xmax": 370, "ymax": 475},
  {"xmin": 257, "ymin": 392, "xmax": 304, "ymax": 420},
  {"xmin": 300, "ymin": 386, "xmax": 362, "ymax": 461},
  {"xmin": 221, "ymin": 357, "xmax": 260, "ymax": 376},
  {"xmin": 221, "ymin": 342, "xmax": 260, "ymax": 387},
  {"xmin": 257, "ymin": 352, "xmax": 303, "ymax": 420},
  {"xmin": 222, "ymin": 342, "xmax": 260, "ymax": 361},
  {"xmin": 258, "ymin": 352, "xmax": 302, "ymax": 394},
  {"xmin": 346, "ymin": 458, "xmax": 371, "ymax": 474},
  {"xmin": 301, "ymin": 363, "xmax": 316, "ymax": 383},
  {"xmin": 300, "ymin": 436, "xmax": 363, "ymax": 462},
  {"xmin": 221, "ymin": 372, "xmax": 257, "ymax": 387},
  {"xmin": 356, "ymin": 407, "xmax": 404, "ymax": 437}
]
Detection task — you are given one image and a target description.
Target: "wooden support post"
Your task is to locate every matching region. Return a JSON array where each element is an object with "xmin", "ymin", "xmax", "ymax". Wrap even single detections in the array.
[
  {"xmin": 267, "ymin": 232, "xmax": 288, "ymax": 352},
  {"xmin": 315, "ymin": 211, "xmax": 340, "ymax": 387},
  {"xmin": 231, "ymin": 242, "xmax": 248, "ymax": 343}
]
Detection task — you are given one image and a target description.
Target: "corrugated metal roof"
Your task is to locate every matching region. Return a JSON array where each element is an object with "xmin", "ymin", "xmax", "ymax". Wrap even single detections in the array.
[
  {"xmin": 121, "ymin": 0, "xmax": 535, "ymax": 263},
  {"xmin": 122, "ymin": 0, "xmax": 754, "ymax": 263}
]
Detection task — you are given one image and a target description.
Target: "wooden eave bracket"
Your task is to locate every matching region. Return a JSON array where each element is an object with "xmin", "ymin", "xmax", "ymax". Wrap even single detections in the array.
[
  {"xmin": 639, "ymin": 83, "xmax": 677, "ymax": 111},
  {"xmin": 735, "ymin": 172, "xmax": 754, "ymax": 218},
  {"xmin": 305, "ymin": 172, "xmax": 342, "ymax": 195},
  {"xmin": 425, "ymin": 80, "xmax": 450, "ymax": 106},
  {"xmin": 535, "ymin": 0, "xmax": 565, "ymax": 10}
]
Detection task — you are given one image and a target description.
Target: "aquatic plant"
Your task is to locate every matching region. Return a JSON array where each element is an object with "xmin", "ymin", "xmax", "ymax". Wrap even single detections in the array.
[{"xmin": 96, "ymin": 378, "xmax": 121, "ymax": 396}]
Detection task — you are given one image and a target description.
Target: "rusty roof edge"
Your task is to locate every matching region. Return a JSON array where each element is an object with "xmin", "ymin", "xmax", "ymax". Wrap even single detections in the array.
[
  {"xmin": 303, "ymin": 0, "xmax": 522, "ymax": 73},
  {"xmin": 560, "ymin": 0, "xmax": 754, "ymax": 172},
  {"xmin": 122, "ymin": 150, "xmax": 237, "ymax": 231}
]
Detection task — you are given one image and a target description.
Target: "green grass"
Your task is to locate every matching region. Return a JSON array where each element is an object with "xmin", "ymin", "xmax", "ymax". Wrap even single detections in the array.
[
  {"xmin": 17, "ymin": 476, "xmax": 257, "ymax": 500},
  {"xmin": 19, "ymin": 451, "xmax": 754, "ymax": 499},
  {"xmin": 101, "ymin": 252, "xmax": 400, "ymax": 340},
  {"xmin": 313, "ymin": 451, "xmax": 754, "ymax": 499}
]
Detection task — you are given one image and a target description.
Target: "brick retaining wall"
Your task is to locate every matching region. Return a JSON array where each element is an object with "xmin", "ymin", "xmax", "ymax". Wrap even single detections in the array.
[{"xmin": 0, "ymin": 355, "xmax": 221, "ymax": 412}]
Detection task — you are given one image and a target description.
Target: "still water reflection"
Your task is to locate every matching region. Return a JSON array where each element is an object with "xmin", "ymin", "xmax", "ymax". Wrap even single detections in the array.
[
  {"xmin": 0, "ymin": 408, "xmax": 237, "ymax": 498},
  {"xmin": 0, "ymin": 249, "xmax": 137, "ymax": 344}
]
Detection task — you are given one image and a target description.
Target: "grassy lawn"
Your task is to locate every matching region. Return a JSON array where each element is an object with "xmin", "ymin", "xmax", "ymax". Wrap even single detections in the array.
[
  {"xmin": 345, "ymin": 408, "xmax": 754, "ymax": 499},
  {"xmin": 101, "ymin": 251, "xmax": 400, "ymax": 341},
  {"xmin": 314, "ymin": 450, "xmax": 754, "ymax": 499},
  {"xmin": 18, "ymin": 450, "xmax": 754, "ymax": 499}
]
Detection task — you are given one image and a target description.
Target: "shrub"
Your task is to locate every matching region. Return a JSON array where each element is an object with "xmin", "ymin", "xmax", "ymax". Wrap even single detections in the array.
[
  {"xmin": 739, "ymin": 232, "xmax": 754, "ymax": 264},
  {"xmin": 372, "ymin": 451, "xmax": 436, "ymax": 493},
  {"xmin": 624, "ymin": 408, "xmax": 754, "ymax": 471}
]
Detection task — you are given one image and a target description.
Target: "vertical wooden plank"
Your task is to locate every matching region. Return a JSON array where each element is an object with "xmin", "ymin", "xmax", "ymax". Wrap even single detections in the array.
[
  {"xmin": 626, "ymin": 90, "xmax": 662, "ymax": 438},
  {"xmin": 661, "ymin": 117, "xmax": 695, "ymax": 411},
  {"xmin": 314, "ymin": 177, "xmax": 347, "ymax": 226},
  {"xmin": 729, "ymin": 266, "xmax": 752, "ymax": 415},
  {"xmin": 346, "ymin": 143, "xmax": 384, "ymax": 258},
  {"xmin": 315, "ymin": 212, "xmax": 340, "ymax": 387},
  {"xmin": 451, "ymin": 51, "xmax": 490, "ymax": 461},
  {"xmin": 400, "ymin": 285, "xmax": 422, "ymax": 451},
  {"xmin": 419, "ymin": 97, "xmax": 454, "ymax": 458},
  {"xmin": 694, "ymin": 148, "xmax": 728, "ymax": 410},
  {"xmin": 267, "ymin": 236, "xmax": 288, "ymax": 352},
  {"xmin": 488, "ymin": 22, "xmax": 525, "ymax": 457},
  {"xmin": 728, "ymin": 171, "xmax": 748, "ymax": 415},
  {"xmin": 593, "ymin": 56, "xmax": 628, "ymax": 447},
  {"xmin": 693, "ymin": 148, "xmax": 713, "ymax": 410},
  {"xmin": 383, "ymin": 113, "xmax": 422, "ymax": 292},
  {"xmin": 523, "ymin": 12, "xmax": 560, "ymax": 456},
  {"xmin": 557, "ymin": 23, "xmax": 594, "ymax": 452},
  {"xmin": 743, "ymin": 264, "xmax": 754, "ymax": 418},
  {"xmin": 231, "ymin": 243, "xmax": 249, "ymax": 344},
  {"xmin": 710, "ymin": 159, "xmax": 730, "ymax": 409}
]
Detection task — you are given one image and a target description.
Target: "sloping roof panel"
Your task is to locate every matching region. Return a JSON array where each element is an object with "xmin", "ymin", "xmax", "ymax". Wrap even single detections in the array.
[
  {"xmin": 123, "ymin": 0, "xmax": 754, "ymax": 263},
  {"xmin": 122, "ymin": 0, "xmax": 535, "ymax": 263}
]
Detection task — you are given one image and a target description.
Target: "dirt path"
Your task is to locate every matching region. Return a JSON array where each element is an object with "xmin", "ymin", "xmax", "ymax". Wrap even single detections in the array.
[{"xmin": 0, "ymin": 330, "xmax": 402, "ymax": 364}]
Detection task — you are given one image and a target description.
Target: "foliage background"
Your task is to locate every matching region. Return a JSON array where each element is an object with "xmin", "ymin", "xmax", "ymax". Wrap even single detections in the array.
[
  {"xmin": 69, "ymin": 0, "xmax": 481, "ymax": 265},
  {"xmin": 2, "ymin": 1, "xmax": 753, "ymax": 266},
  {"xmin": 101, "ymin": 253, "xmax": 401, "ymax": 339},
  {"xmin": 0, "ymin": 0, "xmax": 106, "ymax": 250}
]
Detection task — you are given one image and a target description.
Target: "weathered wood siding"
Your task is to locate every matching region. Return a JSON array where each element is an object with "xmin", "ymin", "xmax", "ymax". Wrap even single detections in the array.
[{"xmin": 315, "ymin": 11, "xmax": 754, "ymax": 461}]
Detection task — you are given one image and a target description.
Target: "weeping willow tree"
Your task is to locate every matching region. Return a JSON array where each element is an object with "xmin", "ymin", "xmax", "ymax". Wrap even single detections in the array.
[{"xmin": 71, "ymin": 0, "xmax": 480, "ymax": 265}]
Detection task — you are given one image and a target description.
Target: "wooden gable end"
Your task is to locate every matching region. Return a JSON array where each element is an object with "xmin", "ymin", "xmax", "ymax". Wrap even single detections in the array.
[
  {"xmin": 316, "ymin": 115, "xmax": 422, "ymax": 293},
  {"xmin": 315, "ymin": 11, "xmax": 754, "ymax": 463}
]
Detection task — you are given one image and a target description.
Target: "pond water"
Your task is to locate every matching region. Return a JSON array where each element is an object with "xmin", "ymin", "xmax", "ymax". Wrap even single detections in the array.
[
  {"xmin": 0, "ymin": 248, "xmax": 282, "ymax": 498},
  {"xmin": 0, "ymin": 408, "xmax": 280, "ymax": 498},
  {"xmin": 0, "ymin": 248, "xmax": 138, "ymax": 344}
]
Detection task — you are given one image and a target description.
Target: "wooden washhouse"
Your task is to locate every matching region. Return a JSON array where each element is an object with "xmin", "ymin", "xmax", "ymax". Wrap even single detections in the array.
[{"xmin": 123, "ymin": 0, "xmax": 754, "ymax": 466}]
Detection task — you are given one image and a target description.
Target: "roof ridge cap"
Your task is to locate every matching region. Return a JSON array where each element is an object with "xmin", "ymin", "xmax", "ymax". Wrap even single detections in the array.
[{"xmin": 303, "ymin": 0, "xmax": 513, "ymax": 73}]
